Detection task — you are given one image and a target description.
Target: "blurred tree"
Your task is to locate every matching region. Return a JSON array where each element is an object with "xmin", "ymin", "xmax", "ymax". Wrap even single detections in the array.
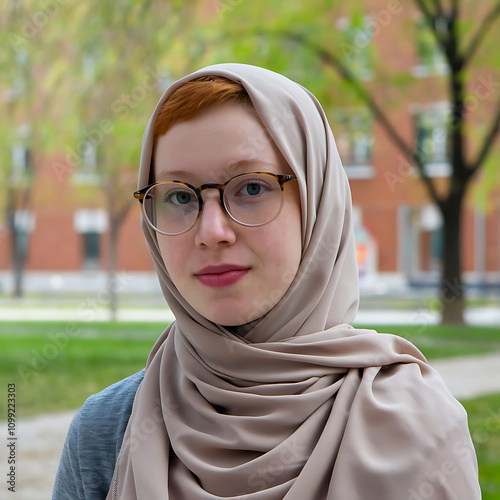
[
  {"xmin": 0, "ymin": 0, "xmax": 50, "ymax": 297},
  {"xmin": 200, "ymin": 0, "xmax": 500, "ymax": 325},
  {"xmin": 42, "ymin": 0, "xmax": 204, "ymax": 319}
]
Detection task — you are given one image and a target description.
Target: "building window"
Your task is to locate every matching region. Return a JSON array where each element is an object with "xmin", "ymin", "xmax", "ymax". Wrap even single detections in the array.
[
  {"xmin": 12, "ymin": 210, "xmax": 35, "ymax": 261},
  {"xmin": 74, "ymin": 209, "xmax": 108, "ymax": 271},
  {"xmin": 332, "ymin": 108, "xmax": 374, "ymax": 179},
  {"xmin": 10, "ymin": 142, "xmax": 31, "ymax": 183},
  {"xmin": 399, "ymin": 204, "xmax": 443, "ymax": 281},
  {"xmin": 336, "ymin": 15, "xmax": 374, "ymax": 81},
  {"xmin": 5, "ymin": 48, "xmax": 29, "ymax": 102},
  {"xmin": 73, "ymin": 139, "xmax": 100, "ymax": 185},
  {"xmin": 353, "ymin": 206, "xmax": 377, "ymax": 278},
  {"xmin": 412, "ymin": 16, "xmax": 449, "ymax": 77},
  {"xmin": 82, "ymin": 231, "xmax": 101, "ymax": 271},
  {"xmin": 82, "ymin": 52, "xmax": 96, "ymax": 84},
  {"xmin": 411, "ymin": 102, "xmax": 451, "ymax": 177}
]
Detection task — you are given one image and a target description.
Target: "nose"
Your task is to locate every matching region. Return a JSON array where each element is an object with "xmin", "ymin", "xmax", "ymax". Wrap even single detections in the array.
[{"xmin": 194, "ymin": 190, "xmax": 236, "ymax": 248}]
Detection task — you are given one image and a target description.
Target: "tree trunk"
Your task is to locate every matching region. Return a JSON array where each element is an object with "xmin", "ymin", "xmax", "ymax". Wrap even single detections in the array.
[
  {"xmin": 107, "ymin": 222, "xmax": 119, "ymax": 322},
  {"xmin": 106, "ymin": 190, "xmax": 133, "ymax": 321},
  {"xmin": 10, "ymin": 216, "xmax": 27, "ymax": 299},
  {"xmin": 440, "ymin": 192, "xmax": 465, "ymax": 324},
  {"xmin": 12, "ymin": 231, "xmax": 24, "ymax": 298}
]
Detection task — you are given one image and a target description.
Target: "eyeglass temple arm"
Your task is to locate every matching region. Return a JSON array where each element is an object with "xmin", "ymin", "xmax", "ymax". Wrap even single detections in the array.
[
  {"xmin": 278, "ymin": 174, "xmax": 295, "ymax": 185},
  {"xmin": 133, "ymin": 185, "xmax": 152, "ymax": 204}
]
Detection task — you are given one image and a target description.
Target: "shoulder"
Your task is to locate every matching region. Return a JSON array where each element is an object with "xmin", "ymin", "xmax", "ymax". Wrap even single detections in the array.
[
  {"xmin": 79, "ymin": 369, "xmax": 145, "ymax": 432},
  {"xmin": 75, "ymin": 368, "xmax": 145, "ymax": 462},
  {"xmin": 52, "ymin": 369, "xmax": 145, "ymax": 500}
]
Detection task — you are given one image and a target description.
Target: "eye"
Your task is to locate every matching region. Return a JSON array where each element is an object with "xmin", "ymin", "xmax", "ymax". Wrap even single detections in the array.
[
  {"xmin": 237, "ymin": 180, "xmax": 269, "ymax": 197},
  {"xmin": 164, "ymin": 189, "xmax": 196, "ymax": 206}
]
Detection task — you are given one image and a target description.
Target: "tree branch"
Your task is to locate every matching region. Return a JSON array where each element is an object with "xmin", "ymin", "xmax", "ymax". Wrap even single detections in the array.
[
  {"xmin": 276, "ymin": 30, "xmax": 443, "ymax": 205},
  {"xmin": 413, "ymin": 0, "xmax": 451, "ymax": 62},
  {"xmin": 469, "ymin": 97, "xmax": 500, "ymax": 178},
  {"xmin": 281, "ymin": 31, "xmax": 413, "ymax": 156},
  {"xmin": 413, "ymin": 158, "xmax": 444, "ymax": 207},
  {"xmin": 431, "ymin": 0, "xmax": 445, "ymax": 17},
  {"xmin": 414, "ymin": 0, "xmax": 437, "ymax": 23},
  {"xmin": 462, "ymin": 3, "xmax": 500, "ymax": 67}
]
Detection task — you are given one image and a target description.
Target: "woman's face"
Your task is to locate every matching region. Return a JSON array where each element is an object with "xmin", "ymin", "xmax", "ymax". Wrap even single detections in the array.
[{"xmin": 153, "ymin": 102, "xmax": 302, "ymax": 326}]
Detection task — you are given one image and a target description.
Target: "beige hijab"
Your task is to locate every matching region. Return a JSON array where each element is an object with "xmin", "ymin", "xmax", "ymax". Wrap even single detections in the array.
[{"xmin": 107, "ymin": 64, "xmax": 480, "ymax": 499}]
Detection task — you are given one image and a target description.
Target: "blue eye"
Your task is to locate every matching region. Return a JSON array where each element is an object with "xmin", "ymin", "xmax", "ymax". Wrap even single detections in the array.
[
  {"xmin": 237, "ymin": 180, "xmax": 270, "ymax": 197},
  {"xmin": 164, "ymin": 189, "xmax": 195, "ymax": 206},
  {"xmin": 243, "ymin": 183, "xmax": 263, "ymax": 196}
]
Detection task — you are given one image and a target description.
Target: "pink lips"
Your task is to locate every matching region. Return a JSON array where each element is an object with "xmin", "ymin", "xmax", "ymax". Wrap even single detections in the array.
[{"xmin": 195, "ymin": 264, "xmax": 250, "ymax": 288}]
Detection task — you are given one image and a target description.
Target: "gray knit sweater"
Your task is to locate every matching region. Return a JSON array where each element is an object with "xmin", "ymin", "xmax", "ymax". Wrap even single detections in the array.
[{"xmin": 52, "ymin": 370, "xmax": 145, "ymax": 500}]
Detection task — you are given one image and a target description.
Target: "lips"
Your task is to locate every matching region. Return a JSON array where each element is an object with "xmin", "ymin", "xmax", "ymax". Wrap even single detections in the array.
[{"xmin": 195, "ymin": 264, "xmax": 250, "ymax": 288}]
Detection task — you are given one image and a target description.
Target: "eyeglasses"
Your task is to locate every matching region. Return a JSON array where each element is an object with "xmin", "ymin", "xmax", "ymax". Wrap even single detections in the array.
[{"xmin": 134, "ymin": 171, "xmax": 296, "ymax": 235}]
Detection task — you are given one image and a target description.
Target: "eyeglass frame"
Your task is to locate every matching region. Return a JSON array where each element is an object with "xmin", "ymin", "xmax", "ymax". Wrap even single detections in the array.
[{"xmin": 133, "ymin": 171, "xmax": 297, "ymax": 235}]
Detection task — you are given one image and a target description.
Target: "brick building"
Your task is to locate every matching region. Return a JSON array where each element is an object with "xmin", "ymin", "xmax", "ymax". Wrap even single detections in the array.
[{"xmin": 1, "ymin": 1, "xmax": 499, "ymax": 289}]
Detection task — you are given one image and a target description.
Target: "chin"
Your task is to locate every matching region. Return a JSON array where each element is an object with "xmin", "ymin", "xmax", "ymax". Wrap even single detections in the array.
[
  {"xmin": 211, "ymin": 315, "xmax": 247, "ymax": 327},
  {"xmin": 206, "ymin": 308, "xmax": 263, "ymax": 328}
]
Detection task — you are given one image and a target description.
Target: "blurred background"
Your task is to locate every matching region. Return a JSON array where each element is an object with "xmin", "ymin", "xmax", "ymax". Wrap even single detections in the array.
[{"xmin": 0, "ymin": 0, "xmax": 499, "ymax": 498}]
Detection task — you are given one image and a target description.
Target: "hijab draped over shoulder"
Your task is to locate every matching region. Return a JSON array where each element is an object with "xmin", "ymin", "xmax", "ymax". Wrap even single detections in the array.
[{"xmin": 107, "ymin": 64, "xmax": 480, "ymax": 499}]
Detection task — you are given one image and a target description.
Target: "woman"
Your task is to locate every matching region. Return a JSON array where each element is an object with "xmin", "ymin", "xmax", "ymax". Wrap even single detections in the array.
[{"xmin": 53, "ymin": 63, "xmax": 480, "ymax": 499}]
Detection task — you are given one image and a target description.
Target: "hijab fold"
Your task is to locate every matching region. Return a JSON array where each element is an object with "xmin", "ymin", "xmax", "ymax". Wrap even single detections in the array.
[{"xmin": 107, "ymin": 63, "xmax": 480, "ymax": 499}]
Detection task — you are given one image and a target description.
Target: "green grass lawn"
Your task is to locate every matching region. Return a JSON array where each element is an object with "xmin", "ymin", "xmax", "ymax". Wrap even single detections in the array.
[
  {"xmin": 461, "ymin": 394, "xmax": 500, "ymax": 500},
  {"xmin": 1, "ymin": 321, "xmax": 499, "ymax": 417},
  {"xmin": 0, "ymin": 321, "xmax": 163, "ymax": 416},
  {"xmin": 1, "ymin": 321, "xmax": 499, "ymax": 497},
  {"xmin": 355, "ymin": 323, "xmax": 500, "ymax": 360}
]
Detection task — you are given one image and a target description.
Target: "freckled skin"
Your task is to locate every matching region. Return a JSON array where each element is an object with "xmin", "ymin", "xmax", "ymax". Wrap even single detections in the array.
[{"xmin": 154, "ymin": 103, "xmax": 302, "ymax": 326}]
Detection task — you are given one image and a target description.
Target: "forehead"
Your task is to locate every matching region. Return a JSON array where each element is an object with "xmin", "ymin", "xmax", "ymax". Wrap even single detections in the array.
[{"xmin": 153, "ymin": 102, "xmax": 291, "ymax": 183}]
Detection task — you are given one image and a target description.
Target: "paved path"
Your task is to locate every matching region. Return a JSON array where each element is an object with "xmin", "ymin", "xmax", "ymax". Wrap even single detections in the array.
[
  {"xmin": 0, "ymin": 411, "xmax": 76, "ymax": 500},
  {"xmin": 431, "ymin": 352, "xmax": 500, "ymax": 400},
  {"xmin": 1, "ymin": 305, "xmax": 500, "ymax": 326},
  {"xmin": 1, "ymin": 353, "xmax": 500, "ymax": 499}
]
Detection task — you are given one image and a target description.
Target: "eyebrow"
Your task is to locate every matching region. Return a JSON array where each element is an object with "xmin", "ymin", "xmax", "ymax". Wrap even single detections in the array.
[{"xmin": 156, "ymin": 159, "xmax": 281, "ymax": 182}]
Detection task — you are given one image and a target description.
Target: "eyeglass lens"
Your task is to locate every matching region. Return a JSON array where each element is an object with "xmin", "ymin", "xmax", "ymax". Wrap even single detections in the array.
[{"xmin": 143, "ymin": 173, "xmax": 285, "ymax": 235}]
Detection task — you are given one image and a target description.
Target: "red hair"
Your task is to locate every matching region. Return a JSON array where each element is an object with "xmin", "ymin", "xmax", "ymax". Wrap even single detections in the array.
[{"xmin": 153, "ymin": 76, "xmax": 251, "ymax": 146}]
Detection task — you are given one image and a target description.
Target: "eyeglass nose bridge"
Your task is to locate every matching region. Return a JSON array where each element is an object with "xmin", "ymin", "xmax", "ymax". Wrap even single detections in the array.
[{"xmin": 194, "ymin": 182, "xmax": 232, "ymax": 221}]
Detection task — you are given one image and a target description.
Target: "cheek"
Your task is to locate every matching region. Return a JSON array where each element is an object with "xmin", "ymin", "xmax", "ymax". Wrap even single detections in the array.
[
  {"xmin": 280, "ymin": 212, "xmax": 303, "ymax": 282},
  {"xmin": 157, "ymin": 236, "xmax": 185, "ymax": 282},
  {"xmin": 282, "ymin": 225, "xmax": 303, "ymax": 279},
  {"xmin": 260, "ymin": 219, "xmax": 302, "ymax": 282}
]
